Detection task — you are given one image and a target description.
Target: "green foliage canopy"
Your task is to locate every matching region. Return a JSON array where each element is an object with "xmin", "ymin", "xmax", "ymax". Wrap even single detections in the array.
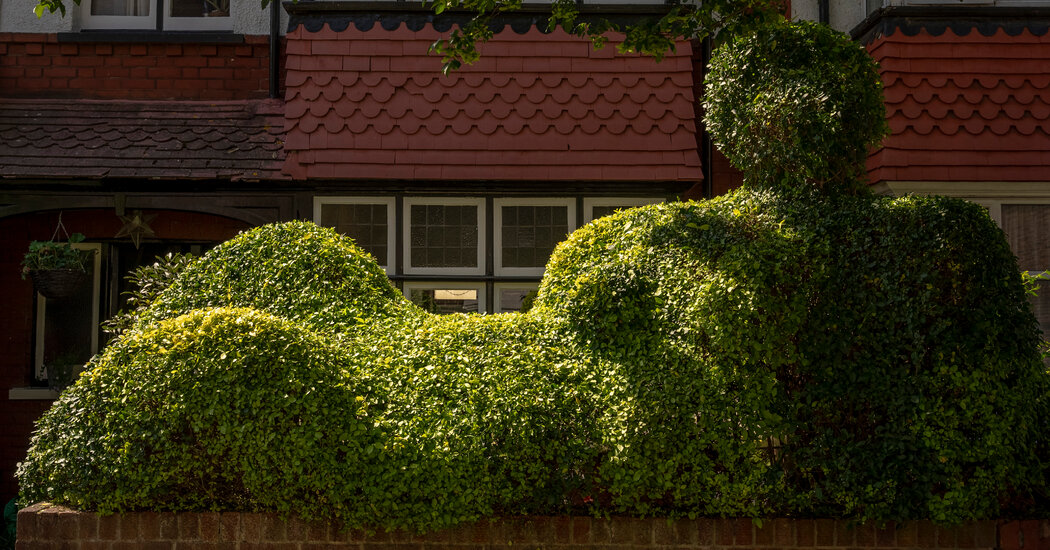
[{"xmin": 703, "ymin": 19, "xmax": 889, "ymax": 190}]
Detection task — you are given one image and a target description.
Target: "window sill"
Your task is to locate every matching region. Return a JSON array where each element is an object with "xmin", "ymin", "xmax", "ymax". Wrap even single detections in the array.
[
  {"xmin": 57, "ymin": 31, "xmax": 243, "ymax": 44},
  {"xmin": 8, "ymin": 387, "xmax": 58, "ymax": 401}
]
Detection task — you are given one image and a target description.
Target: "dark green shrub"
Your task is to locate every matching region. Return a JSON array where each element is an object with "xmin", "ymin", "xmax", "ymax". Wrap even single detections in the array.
[
  {"xmin": 534, "ymin": 189, "xmax": 1047, "ymax": 522},
  {"xmin": 703, "ymin": 20, "xmax": 889, "ymax": 190}
]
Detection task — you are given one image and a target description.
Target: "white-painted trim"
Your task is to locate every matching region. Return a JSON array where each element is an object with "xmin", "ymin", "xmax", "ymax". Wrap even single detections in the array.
[
  {"xmin": 873, "ymin": 181, "xmax": 1050, "ymax": 200},
  {"xmin": 403, "ymin": 197, "xmax": 486, "ymax": 276},
  {"xmin": 873, "ymin": 181, "xmax": 1050, "ymax": 227},
  {"xmin": 493, "ymin": 197, "xmax": 575, "ymax": 277},
  {"xmin": 583, "ymin": 197, "xmax": 665, "ymax": 223},
  {"xmin": 403, "ymin": 281, "xmax": 487, "ymax": 314},
  {"xmin": 314, "ymin": 196, "xmax": 396, "ymax": 274},
  {"xmin": 493, "ymin": 282, "xmax": 540, "ymax": 313},
  {"xmin": 985, "ymin": 199, "xmax": 1050, "ymax": 229},
  {"xmin": 34, "ymin": 243, "xmax": 101, "ymax": 382}
]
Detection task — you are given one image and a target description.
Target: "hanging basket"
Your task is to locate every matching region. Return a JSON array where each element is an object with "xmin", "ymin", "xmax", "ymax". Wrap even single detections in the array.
[{"xmin": 30, "ymin": 269, "xmax": 88, "ymax": 300}]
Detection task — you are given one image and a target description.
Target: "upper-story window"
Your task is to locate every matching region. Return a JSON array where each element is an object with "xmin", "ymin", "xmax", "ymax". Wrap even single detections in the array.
[{"xmin": 82, "ymin": 0, "xmax": 231, "ymax": 30}]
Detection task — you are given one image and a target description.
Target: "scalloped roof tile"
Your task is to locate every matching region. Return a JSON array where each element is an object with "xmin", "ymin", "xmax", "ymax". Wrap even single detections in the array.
[
  {"xmin": 0, "ymin": 99, "xmax": 286, "ymax": 181},
  {"xmin": 868, "ymin": 27, "xmax": 1050, "ymax": 183},
  {"xmin": 282, "ymin": 23, "xmax": 701, "ymax": 182}
]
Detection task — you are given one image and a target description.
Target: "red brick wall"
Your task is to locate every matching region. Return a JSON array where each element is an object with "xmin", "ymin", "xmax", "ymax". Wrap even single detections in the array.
[
  {"xmin": 0, "ymin": 209, "xmax": 249, "ymax": 504},
  {"xmin": 16, "ymin": 504, "xmax": 1050, "ymax": 550},
  {"xmin": 710, "ymin": 148, "xmax": 744, "ymax": 196},
  {"xmin": 0, "ymin": 34, "xmax": 284, "ymax": 100}
]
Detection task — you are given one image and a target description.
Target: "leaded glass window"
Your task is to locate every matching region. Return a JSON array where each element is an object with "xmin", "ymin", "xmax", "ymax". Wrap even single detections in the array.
[{"xmin": 404, "ymin": 199, "xmax": 485, "ymax": 275}]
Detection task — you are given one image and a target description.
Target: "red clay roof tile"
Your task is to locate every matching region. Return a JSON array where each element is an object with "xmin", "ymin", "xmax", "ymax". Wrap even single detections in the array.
[
  {"xmin": 867, "ymin": 27, "xmax": 1050, "ymax": 183},
  {"xmin": 282, "ymin": 24, "xmax": 701, "ymax": 182}
]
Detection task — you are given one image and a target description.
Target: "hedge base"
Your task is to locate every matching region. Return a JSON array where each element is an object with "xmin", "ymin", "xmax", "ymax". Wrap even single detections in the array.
[{"xmin": 15, "ymin": 503, "xmax": 1050, "ymax": 550}]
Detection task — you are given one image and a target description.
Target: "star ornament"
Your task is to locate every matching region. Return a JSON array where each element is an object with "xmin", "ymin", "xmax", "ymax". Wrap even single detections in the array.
[{"xmin": 115, "ymin": 210, "xmax": 157, "ymax": 249}]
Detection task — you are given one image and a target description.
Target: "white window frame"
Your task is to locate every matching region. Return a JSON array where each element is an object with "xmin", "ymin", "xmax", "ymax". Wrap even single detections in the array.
[
  {"xmin": 403, "ymin": 281, "xmax": 487, "ymax": 314},
  {"xmin": 973, "ymin": 198, "xmax": 1050, "ymax": 230},
  {"xmin": 493, "ymin": 282, "xmax": 540, "ymax": 313},
  {"xmin": 80, "ymin": 0, "xmax": 154, "ymax": 30},
  {"xmin": 493, "ymin": 197, "xmax": 576, "ymax": 277},
  {"xmin": 80, "ymin": 0, "xmax": 233, "ymax": 31},
  {"xmin": 583, "ymin": 197, "xmax": 665, "ymax": 223},
  {"xmin": 33, "ymin": 243, "xmax": 102, "ymax": 382},
  {"xmin": 403, "ymin": 197, "xmax": 486, "ymax": 276},
  {"xmin": 981, "ymin": 198, "xmax": 1050, "ymax": 274},
  {"xmin": 314, "ymin": 196, "xmax": 396, "ymax": 275}
]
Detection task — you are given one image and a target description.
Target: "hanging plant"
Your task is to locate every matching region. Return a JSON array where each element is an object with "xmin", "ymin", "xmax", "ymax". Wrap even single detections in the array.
[{"xmin": 21, "ymin": 232, "xmax": 93, "ymax": 300}]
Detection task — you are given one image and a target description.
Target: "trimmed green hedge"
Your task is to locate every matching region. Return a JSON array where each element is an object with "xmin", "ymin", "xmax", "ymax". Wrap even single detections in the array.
[
  {"xmin": 19, "ymin": 195, "xmax": 1049, "ymax": 528},
  {"xmin": 535, "ymin": 189, "xmax": 1048, "ymax": 522},
  {"xmin": 18, "ymin": 307, "xmax": 388, "ymax": 519},
  {"xmin": 17, "ymin": 18, "xmax": 1050, "ymax": 531}
]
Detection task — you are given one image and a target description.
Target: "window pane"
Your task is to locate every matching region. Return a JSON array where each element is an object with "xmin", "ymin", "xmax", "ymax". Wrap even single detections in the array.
[
  {"xmin": 410, "ymin": 288, "xmax": 479, "ymax": 314},
  {"xmin": 170, "ymin": 0, "xmax": 229, "ymax": 17},
  {"xmin": 497, "ymin": 288, "xmax": 537, "ymax": 313},
  {"xmin": 38, "ymin": 250, "xmax": 98, "ymax": 387},
  {"xmin": 320, "ymin": 203, "xmax": 389, "ymax": 266},
  {"xmin": 501, "ymin": 205, "xmax": 568, "ymax": 269},
  {"xmin": 592, "ymin": 205, "xmax": 633, "ymax": 220},
  {"xmin": 1031, "ymin": 278, "xmax": 1050, "ymax": 339},
  {"xmin": 409, "ymin": 204, "xmax": 479, "ymax": 268},
  {"xmin": 92, "ymin": 0, "xmax": 150, "ymax": 16},
  {"xmin": 1002, "ymin": 204, "xmax": 1050, "ymax": 271}
]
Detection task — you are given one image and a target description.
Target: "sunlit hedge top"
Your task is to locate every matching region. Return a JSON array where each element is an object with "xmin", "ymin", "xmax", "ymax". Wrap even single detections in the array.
[
  {"xmin": 133, "ymin": 221, "xmax": 414, "ymax": 338},
  {"xmin": 704, "ymin": 20, "xmax": 889, "ymax": 191}
]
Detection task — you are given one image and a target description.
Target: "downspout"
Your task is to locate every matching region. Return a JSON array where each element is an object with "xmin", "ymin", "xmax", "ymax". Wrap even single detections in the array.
[
  {"xmin": 269, "ymin": 0, "xmax": 280, "ymax": 99},
  {"xmin": 818, "ymin": 0, "xmax": 829, "ymax": 25},
  {"xmin": 700, "ymin": 37, "xmax": 713, "ymax": 199}
]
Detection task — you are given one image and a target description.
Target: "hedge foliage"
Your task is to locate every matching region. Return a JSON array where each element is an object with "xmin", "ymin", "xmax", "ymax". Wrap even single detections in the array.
[
  {"xmin": 19, "ymin": 195, "xmax": 1049, "ymax": 528},
  {"xmin": 18, "ymin": 18, "xmax": 1050, "ymax": 531},
  {"xmin": 703, "ymin": 19, "xmax": 888, "ymax": 190},
  {"xmin": 132, "ymin": 221, "xmax": 412, "ymax": 339},
  {"xmin": 534, "ymin": 191, "xmax": 1049, "ymax": 522}
]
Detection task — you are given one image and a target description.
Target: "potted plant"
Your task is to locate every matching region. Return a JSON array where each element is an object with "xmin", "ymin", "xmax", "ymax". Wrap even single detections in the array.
[{"xmin": 21, "ymin": 233, "xmax": 93, "ymax": 299}]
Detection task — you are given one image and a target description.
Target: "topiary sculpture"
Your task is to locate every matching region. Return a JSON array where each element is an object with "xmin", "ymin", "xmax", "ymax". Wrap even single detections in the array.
[
  {"xmin": 18, "ymin": 19, "xmax": 1049, "ymax": 530},
  {"xmin": 703, "ymin": 19, "xmax": 889, "ymax": 191}
]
